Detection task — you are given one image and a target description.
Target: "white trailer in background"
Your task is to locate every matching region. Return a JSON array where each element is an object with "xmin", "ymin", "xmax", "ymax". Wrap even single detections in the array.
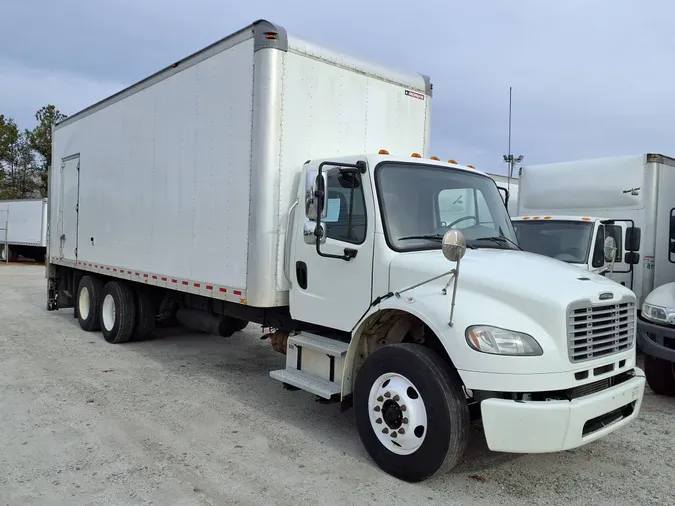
[
  {"xmin": 0, "ymin": 198, "xmax": 48, "ymax": 262},
  {"xmin": 512, "ymin": 154, "xmax": 675, "ymax": 305},
  {"xmin": 46, "ymin": 19, "xmax": 644, "ymax": 482}
]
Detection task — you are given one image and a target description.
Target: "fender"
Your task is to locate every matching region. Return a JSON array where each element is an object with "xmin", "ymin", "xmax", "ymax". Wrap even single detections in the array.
[{"xmin": 341, "ymin": 296, "xmax": 459, "ymax": 398}]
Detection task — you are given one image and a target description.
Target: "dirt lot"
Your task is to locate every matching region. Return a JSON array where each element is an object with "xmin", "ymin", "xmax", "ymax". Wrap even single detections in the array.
[{"xmin": 1, "ymin": 264, "xmax": 674, "ymax": 505}]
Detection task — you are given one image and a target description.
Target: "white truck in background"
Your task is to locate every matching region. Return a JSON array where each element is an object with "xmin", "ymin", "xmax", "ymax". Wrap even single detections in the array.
[
  {"xmin": 0, "ymin": 198, "xmax": 48, "ymax": 262},
  {"xmin": 46, "ymin": 19, "xmax": 644, "ymax": 482},
  {"xmin": 512, "ymin": 154, "xmax": 675, "ymax": 305}
]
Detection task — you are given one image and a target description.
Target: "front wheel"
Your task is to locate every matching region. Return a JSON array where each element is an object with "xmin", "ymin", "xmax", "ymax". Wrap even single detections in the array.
[
  {"xmin": 353, "ymin": 343, "xmax": 469, "ymax": 482},
  {"xmin": 644, "ymin": 354, "xmax": 675, "ymax": 397}
]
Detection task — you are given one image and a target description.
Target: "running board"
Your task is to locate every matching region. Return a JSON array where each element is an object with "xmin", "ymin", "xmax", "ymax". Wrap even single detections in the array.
[
  {"xmin": 269, "ymin": 332, "xmax": 349, "ymax": 399},
  {"xmin": 269, "ymin": 369, "xmax": 341, "ymax": 399}
]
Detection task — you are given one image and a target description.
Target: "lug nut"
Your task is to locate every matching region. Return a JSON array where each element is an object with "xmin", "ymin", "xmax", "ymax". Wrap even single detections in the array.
[
  {"xmin": 401, "ymin": 405, "xmax": 407, "ymax": 411},
  {"xmin": 402, "ymin": 417, "xmax": 408, "ymax": 424},
  {"xmin": 374, "ymin": 406, "xmax": 381, "ymax": 412},
  {"xmin": 398, "ymin": 428, "xmax": 405, "ymax": 434},
  {"xmin": 393, "ymin": 395, "xmax": 400, "ymax": 402},
  {"xmin": 391, "ymin": 431, "xmax": 398, "ymax": 438},
  {"xmin": 376, "ymin": 418, "xmax": 382, "ymax": 424},
  {"xmin": 384, "ymin": 392, "xmax": 391, "ymax": 398},
  {"xmin": 377, "ymin": 396, "xmax": 383, "ymax": 402},
  {"xmin": 382, "ymin": 428, "xmax": 389, "ymax": 434}
]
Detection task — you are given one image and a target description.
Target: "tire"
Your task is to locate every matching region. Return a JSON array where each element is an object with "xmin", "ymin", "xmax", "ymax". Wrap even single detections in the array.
[
  {"xmin": 353, "ymin": 343, "xmax": 469, "ymax": 482},
  {"xmin": 76, "ymin": 275, "xmax": 104, "ymax": 331},
  {"xmin": 100, "ymin": 281, "xmax": 136, "ymax": 344},
  {"xmin": 132, "ymin": 286, "xmax": 156, "ymax": 341},
  {"xmin": 644, "ymin": 354, "xmax": 675, "ymax": 397}
]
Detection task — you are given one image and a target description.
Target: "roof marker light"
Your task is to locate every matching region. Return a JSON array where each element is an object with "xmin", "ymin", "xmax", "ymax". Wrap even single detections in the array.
[
  {"xmin": 448, "ymin": 159, "xmax": 458, "ymax": 164},
  {"xmin": 378, "ymin": 149, "xmax": 389, "ymax": 155},
  {"xmin": 430, "ymin": 156, "xmax": 440, "ymax": 161},
  {"xmin": 411, "ymin": 152, "xmax": 422, "ymax": 158}
]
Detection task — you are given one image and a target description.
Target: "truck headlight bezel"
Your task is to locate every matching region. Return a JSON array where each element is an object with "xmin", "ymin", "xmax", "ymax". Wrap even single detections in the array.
[
  {"xmin": 465, "ymin": 325, "xmax": 543, "ymax": 356},
  {"xmin": 642, "ymin": 302, "xmax": 675, "ymax": 324}
]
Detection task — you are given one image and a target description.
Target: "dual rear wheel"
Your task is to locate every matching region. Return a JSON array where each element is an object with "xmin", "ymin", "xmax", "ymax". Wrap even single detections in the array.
[{"xmin": 76, "ymin": 276, "xmax": 156, "ymax": 343}]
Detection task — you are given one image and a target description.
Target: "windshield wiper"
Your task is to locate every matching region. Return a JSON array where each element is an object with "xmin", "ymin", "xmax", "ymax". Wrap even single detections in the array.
[
  {"xmin": 473, "ymin": 236, "xmax": 522, "ymax": 250},
  {"xmin": 398, "ymin": 234, "xmax": 477, "ymax": 249}
]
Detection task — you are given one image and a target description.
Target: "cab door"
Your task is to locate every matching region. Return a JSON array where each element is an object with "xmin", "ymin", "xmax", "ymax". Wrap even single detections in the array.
[{"xmin": 289, "ymin": 157, "xmax": 375, "ymax": 332}]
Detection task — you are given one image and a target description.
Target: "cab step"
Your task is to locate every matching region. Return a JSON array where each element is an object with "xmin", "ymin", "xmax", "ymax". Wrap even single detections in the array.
[
  {"xmin": 269, "ymin": 369, "xmax": 341, "ymax": 399},
  {"xmin": 288, "ymin": 332, "xmax": 349, "ymax": 357},
  {"xmin": 269, "ymin": 332, "xmax": 349, "ymax": 399}
]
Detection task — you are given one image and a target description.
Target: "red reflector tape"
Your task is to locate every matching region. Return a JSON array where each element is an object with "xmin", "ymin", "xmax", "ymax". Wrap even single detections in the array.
[
  {"xmin": 206, "ymin": 285, "xmax": 213, "ymax": 290},
  {"xmin": 161, "ymin": 277, "xmax": 167, "ymax": 281},
  {"xmin": 182, "ymin": 281, "xmax": 188, "ymax": 285},
  {"xmin": 194, "ymin": 283, "xmax": 201, "ymax": 288},
  {"xmin": 234, "ymin": 290, "xmax": 242, "ymax": 296},
  {"xmin": 171, "ymin": 279, "xmax": 177, "ymax": 284},
  {"xmin": 152, "ymin": 275, "xmax": 158, "ymax": 279},
  {"xmin": 144, "ymin": 274, "xmax": 148, "ymax": 278},
  {"xmin": 219, "ymin": 288, "xmax": 227, "ymax": 293}
]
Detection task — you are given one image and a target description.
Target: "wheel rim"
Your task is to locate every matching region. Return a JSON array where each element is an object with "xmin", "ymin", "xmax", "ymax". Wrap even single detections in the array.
[
  {"xmin": 78, "ymin": 286, "xmax": 90, "ymax": 320},
  {"xmin": 368, "ymin": 372, "xmax": 428, "ymax": 455},
  {"xmin": 102, "ymin": 293, "xmax": 116, "ymax": 331}
]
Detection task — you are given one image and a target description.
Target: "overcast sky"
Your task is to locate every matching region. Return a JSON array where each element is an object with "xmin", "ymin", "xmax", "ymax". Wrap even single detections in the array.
[{"xmin": 2, "ymin": 0, "xmax": 673, "ymax": 175}]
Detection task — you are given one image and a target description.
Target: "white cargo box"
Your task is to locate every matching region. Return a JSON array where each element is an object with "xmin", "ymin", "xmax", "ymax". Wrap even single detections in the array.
[
  {"xmin": 49, "ymin": 19, "xmax": 432, "ymax": 308},
  {"xmin": 0, "ymin": 198, "xmax": 48, "ymax": 247}
]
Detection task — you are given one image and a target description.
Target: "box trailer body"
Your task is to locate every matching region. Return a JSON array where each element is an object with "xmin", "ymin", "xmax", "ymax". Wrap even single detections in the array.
[
  {"xmin": 49, "ymin": 21, "xmax": 431, "ymax": 308},
  {"xmin": 0, "ymin": 198, "xmax": 48, "ymax": 261},
  {"xmin": 514, "ymin": 154, "xmax": 675, "ymax": 304},
  {"xmin": 46, "ymin": 20, "xmax": 645, "ymax": 482}
]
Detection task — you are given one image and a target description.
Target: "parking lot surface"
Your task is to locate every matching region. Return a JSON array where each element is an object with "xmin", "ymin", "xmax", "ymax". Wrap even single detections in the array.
[{"xmin": 1, "ymin": 264, "xmax": 674, "ymax": 505}]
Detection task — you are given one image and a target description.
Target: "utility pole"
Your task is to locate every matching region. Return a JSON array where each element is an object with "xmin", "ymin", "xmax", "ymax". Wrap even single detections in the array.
[{"xmin": 503, "ymin": 86, "xmax": 523, "ymax": 193}]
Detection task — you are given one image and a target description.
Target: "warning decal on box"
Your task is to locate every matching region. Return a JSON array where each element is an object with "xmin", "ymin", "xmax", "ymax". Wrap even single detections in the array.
[{"xmin": 405, "ymin": 90, "xmax": 425, "ymax": 100}]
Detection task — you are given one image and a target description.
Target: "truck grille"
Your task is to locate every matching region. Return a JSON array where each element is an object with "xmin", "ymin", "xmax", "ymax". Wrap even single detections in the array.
[{"xmin": 567, "ymin": 301, "xmax": 635, "ymax": 363}]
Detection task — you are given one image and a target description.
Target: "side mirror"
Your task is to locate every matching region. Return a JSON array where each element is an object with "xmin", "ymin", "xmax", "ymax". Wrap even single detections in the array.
[
  {"xmin": 604, "ymin": 235, "xmax": 617, "ymax": 262},
  {"xmin": 442, "ymin": 229, "xmax": 467, "ymax": 262},
  {"xmin": 624, "ymin": 251, "xmax": 640, "ymax": 264},
  {"xmin": 625, "ymin": 226, "xmax": 641, "ymax": 252},
  {"xmin": 305, "ymin": 170, "xmax": 328, "ymax": 220}
]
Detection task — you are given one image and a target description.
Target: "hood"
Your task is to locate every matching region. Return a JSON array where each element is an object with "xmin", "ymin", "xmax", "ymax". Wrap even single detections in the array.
[
  {"xmin": 644, "ymin": 282, "xmax": 675, "ymax": 309},
  {"xmin": 389, "ymin": 248, "xmax": 630, "ymax": 308},
  {"xmin": 387, "ymin": 248, "xmax": 636, "ymax": 376}
]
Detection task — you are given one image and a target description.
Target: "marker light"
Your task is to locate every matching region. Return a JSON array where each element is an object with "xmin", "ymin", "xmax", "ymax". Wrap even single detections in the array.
[
  {"xmin": 448, "ymin": 159, "xmax": 458, "ymax": 164},
  {"xmin": 430, "ymin": 156, "xmax": 440, "ymax": 161},
  {"xmin": 378, "ymin": 149, "xmax": 389, "ymax": 155},
  {"xmin": 411, "ymin": 152, "xmax": 422, "ymax": 158}
]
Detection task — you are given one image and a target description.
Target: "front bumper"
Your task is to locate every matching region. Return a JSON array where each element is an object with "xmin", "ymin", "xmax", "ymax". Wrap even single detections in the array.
[
  {"xmin": 480, "ymin": 368, "xmax": 645, "ymax": 453},
  {"xmin": 637, "ymin": 315, "xmax": 675, "ymax": 362}
]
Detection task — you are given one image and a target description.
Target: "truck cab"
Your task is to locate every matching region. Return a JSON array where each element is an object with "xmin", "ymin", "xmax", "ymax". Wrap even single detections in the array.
[
  {"xmin": 274, "ymin": 152, "xmax": 645, "ymax": 481},
  {"xmin": 512, "ymin": 215, "xmax": 640, "ymax": 287}
]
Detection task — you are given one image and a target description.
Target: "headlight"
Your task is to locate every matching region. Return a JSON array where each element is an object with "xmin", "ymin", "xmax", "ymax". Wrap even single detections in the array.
[
  {"xmin": 642, "ymin": 302, "xmax": 675, "ymax": 324},
  {"xmin": 465, "ymin": 325, "xmax": 543, "ymax": 356}
]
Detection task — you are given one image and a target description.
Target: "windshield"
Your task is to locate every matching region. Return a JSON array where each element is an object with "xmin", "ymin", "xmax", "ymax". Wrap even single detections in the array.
[
  {"xmin": 512, "ymin": 220, "xmax": 594, "ymax": 264},
  {"xmin": 375, "ymin": 162, "xmax": 518, "ymax": 252}
]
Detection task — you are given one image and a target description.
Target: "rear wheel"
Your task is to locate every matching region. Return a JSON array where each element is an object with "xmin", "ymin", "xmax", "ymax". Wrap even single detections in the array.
[
  {"xmin": 353, "ymin": 343, "xmax": 469, "ymax": 482},
  {"xmin": 76, "ymin": 275, "xmax": 104, "ymax": 331},
  {"xmin": 132, "ymin": 286, "xmax": 157, "ymax": 341},
  {"xmin": 644, "ymin": 354, "xmax": 675, "ymax": 397},
  {"xmin": 100, "ymin": 281, "xmax": 136, "ymax": 344}
]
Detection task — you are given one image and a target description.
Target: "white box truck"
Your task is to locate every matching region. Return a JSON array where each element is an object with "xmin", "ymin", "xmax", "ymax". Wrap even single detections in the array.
[
  {"xmin": 512, "ymin": 154, "xmax": 675, "ymax": 305},
  {"xmin": 0, "ymin": 198, "xmax": 48, "ymax": 262},
  {"xmin": 46, "ymin": 20, "xmax": 645, "ymax": 482}
]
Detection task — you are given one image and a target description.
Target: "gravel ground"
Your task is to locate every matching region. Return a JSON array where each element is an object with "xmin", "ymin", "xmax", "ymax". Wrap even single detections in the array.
[{"xmin": 1, "ymin": 263, "xmax": 674, "ymax": 506}]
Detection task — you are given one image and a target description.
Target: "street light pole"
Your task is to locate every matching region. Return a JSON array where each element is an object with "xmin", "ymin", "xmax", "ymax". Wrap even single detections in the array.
[{"xmin": 503, "ymin": 87, "xmax": 523, "ymax": 193}]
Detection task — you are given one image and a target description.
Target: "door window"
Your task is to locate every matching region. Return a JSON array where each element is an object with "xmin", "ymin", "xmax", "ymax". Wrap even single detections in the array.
[{"xmin": 323, "ymin": 168, "xmax": 367, "ymax": 244}]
